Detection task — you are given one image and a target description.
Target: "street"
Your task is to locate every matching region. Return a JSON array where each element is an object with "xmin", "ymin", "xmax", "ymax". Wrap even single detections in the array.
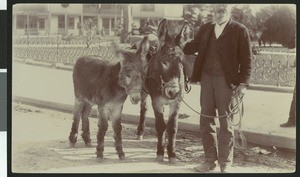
[{"xmin": 12, "ymin": 103, "xmax": 295, "ymax": 173}]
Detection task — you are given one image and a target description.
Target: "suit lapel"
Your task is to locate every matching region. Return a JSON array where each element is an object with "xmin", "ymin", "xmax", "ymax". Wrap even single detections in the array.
[
  {"xmin": 218, "ymin": 19, "xmax": 233, "ymax": 39},
  {"xmin": 203, "ymin": 23, "xmax": 214, "ymax": 47},
  {"xmin": 198, "ymin": 23, "xmax": 214, "ymax": 59}
]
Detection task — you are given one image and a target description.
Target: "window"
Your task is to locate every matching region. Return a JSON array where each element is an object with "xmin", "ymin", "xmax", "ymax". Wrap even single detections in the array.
[
  {"xmin": 68, "ymin": 17, "xmax": 75, "ymax": 29},
  {"xmin": 141, "ymin": 5, "xmax": 154, "ymax": 12},
  {"xmin": 111, "ymin": 18, "xmax": 115, "ymax": 29},
  {"xmin": 83, "ymin": 17, "xmax": 98, "ymax": 27},
  {"xmin": 58, "ymin": 15, "xmax": 65, "ymax": 29},
  {"xmin": 16, "ymin": 15, "xmax": 26, "ymax": 29},
  {"xmin": 29, "ymin": 16, "xmax": 38, "ymax": 29},
  {"xmin": 38, "ymin": 18, "xmax": 45, "ymax": 30},
  {"xmin": 103, "ymin": 18, "xmax": 110, "ymax": 29}
]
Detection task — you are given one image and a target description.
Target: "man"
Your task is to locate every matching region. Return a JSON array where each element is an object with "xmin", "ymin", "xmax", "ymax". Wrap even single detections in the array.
[
  {"xmin": 280, "ymin": 87, "xmax": 296, "ymax": 127},
  {"xmin": 280, "ymin": 34, "xmax": 296, "ymax": 128},
  {"xmin": 183, "ymin": 4, "xmax": 252, "ymax": 173}
]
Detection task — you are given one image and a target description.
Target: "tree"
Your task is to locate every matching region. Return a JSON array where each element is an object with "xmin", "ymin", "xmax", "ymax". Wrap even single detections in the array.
[
  {"xmin": 255, "ymin": 5, "xmax": 279, "ymax": 33},
  {"xmin": 81, "ymin": 18, "xmax": 98, "ymax": 48},
  {"xmin": 261, "ymin": 5, "xmax": 296, "ymax": 48},
  {"xmin": 231, "ymin": 5, "xmax": 258, "ymax": 40},
  {"xmin": 120, "ymin": 4, "xmax": 131, "ymax": 43},
  {"xmin": 183, "ymin": 4, "xmax": 212, "ymax": 29}
]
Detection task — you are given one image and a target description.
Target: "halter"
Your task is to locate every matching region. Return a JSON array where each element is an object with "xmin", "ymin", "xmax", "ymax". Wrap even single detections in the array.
[
  {"xmin": 126, "ymin": 89, "xmax": 142, "ymax": 95},
  {"xmin": 137, "ymin": 37, "xmax": 190, "ymax": 98},
  {"xmin": 142, "ymin": 55, "xmax": 187, "ymax": 100}
]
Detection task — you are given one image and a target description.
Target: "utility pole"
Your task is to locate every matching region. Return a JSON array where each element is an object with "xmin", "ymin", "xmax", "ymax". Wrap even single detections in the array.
[{"xmin": 120, "ymin": 4, "xmax": 131, "ymax": 43}]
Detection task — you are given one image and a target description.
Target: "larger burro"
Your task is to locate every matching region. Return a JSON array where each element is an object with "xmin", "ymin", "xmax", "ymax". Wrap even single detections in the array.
[{"xmin": 135, "ymin": 19, "xmax": 192, "ymax": 163}]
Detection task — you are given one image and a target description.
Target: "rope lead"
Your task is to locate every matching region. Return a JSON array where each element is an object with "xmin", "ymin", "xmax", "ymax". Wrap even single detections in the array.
[{"xmin": 181, "ymin": 87, "xmax": 247, "ymax": 149}]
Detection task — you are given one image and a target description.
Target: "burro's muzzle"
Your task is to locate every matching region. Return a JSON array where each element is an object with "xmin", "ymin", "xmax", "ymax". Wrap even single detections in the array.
[
  {"xmin": 162, "ymin": 77, "xmax": 181, "ymax": 100},
  {"xmin": 164, "ymin": 86, "xmax": 180, "ymax": 100},
  {"xmin": 128, "ymin": 91, "xmax": 141, "ymax": 104}
]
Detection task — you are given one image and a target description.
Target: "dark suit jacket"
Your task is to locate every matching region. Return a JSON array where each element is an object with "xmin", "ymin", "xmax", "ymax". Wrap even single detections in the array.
[{"xmin": 183, "ymin": 19, "xmax": 252, "ymax": 86}]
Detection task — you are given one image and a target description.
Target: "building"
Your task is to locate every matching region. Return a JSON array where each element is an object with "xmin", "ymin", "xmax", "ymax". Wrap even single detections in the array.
[
  {"xmin": 131, "ymin": 4, "xmax": 184, "ymax": 27},
  {"xmin": 12, "ymin": 4, "xmax": 184, "ymax": 36},
  {"xmin": 13, "ymin": 4, "xmax": 123, "ymax": 36}
]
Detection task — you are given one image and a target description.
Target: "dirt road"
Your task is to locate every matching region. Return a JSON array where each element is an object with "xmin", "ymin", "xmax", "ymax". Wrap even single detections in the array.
[{"xmin": 11, "ymin": 103, "xmax": 295, "ymax": 173}]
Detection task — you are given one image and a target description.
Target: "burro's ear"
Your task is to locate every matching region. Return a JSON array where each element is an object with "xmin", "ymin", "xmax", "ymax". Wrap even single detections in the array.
[
  {"xmin": 157, "ymin": 19, "xmax": 170, "ymax": 47},
  {"xmin": 138, "ymin": 36, "xmax": 150, "ymax": 56},
  {"xmin": 137, "ymin": 36, "xmax": 150, "ymax": 67},
  {"xmin": 174, "ymin": 46, "xmax": 184, "ymax": 61},
  {"xmin": 130, "ymin": 41, "xmax": 139, "ymax": 50},
  {"xmin": 111, "ymin": 41, "xmax": 122, "ymax": 55},
  {"xmin": 111, "ymin": 41, "xmax": 127, "ymax": 60},
  {"xmin": 175, "ymin": 20, "xmax": 191, "ymax": 48}
]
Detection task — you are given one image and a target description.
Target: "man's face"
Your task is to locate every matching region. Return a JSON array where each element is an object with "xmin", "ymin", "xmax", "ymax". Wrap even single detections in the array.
[{"xmin": 213, "ymin": 5, "xmax": 231, "ymax": 24}]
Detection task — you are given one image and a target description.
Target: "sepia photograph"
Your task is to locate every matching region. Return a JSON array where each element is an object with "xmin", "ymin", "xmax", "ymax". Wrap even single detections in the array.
[{"xmin": 11, "ymin": 3, "xmax": 296, "ymax": 174}]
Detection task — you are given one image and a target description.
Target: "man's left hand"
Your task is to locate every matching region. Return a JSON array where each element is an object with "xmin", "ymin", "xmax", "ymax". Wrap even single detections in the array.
[{"xmin": 236, "ymin": 83, "xmax": 247, "ymax": 95}]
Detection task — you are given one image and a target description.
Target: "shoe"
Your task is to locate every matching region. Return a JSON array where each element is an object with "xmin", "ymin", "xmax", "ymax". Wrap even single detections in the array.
[
  {"xmin": 194, "ymin": 162, "xmax": 217, "ymax": 172},
  {"xmin": 220, "ymin": 165, "xmax": 234, "ymax": 173},
  {"xmin": 280, "ymin": 121, "xmax": 295, "ymax": 127}
]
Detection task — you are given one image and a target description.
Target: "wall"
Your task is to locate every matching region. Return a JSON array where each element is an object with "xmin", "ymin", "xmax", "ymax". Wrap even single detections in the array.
[
  {"xmin": 48, "ymin": 4, "xmax": 83, "ymax": 15},
  {"xmin": 131, "ymin": 4, "xmax": 164, "ymax": 18},
  {"xmin": 163, "ymin": 4, "xmax": 184, "ymax": 19}
]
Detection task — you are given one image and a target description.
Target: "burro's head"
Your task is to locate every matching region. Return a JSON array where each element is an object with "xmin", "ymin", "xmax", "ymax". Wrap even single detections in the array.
[
  {"xmin": 153, "ymin": 19, "xmax": 190, "ymax": 100},
  {"xmin": 113, "ymin": 37, "xmax": 149, "ymax": 104}
]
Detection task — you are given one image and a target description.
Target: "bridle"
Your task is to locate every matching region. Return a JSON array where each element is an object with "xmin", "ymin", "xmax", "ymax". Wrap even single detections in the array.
[{"xmin": 142, "ymin": 52, "xmax": 190, "ymax": 99}]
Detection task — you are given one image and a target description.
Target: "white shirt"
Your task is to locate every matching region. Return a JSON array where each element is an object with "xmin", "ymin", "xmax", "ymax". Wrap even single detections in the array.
[{"xmin": 214, "ymin": 20, "xmax": 229, "ymax": 39}]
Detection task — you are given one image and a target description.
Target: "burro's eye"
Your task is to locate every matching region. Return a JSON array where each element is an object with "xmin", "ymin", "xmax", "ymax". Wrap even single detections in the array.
[
  {"xmin": 125, "ymin": 74, "xmax": 131, "ymax": 85},
  {"xmin": 161, "ymin": 60, "xmax": 168, "ymax": 66},
  {"xmin": 127, "ymin": 64, "xmax": 134, "ymax": 70}
]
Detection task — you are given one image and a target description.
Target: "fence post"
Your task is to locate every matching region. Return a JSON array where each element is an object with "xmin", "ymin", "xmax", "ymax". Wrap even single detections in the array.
[
  {"xmin": 26, "ymin": 34, "xmax": 29, "ymax": 58},
  {"xmin": 56, "ymin": 35, "xmax": 59, "ymax": 64}
]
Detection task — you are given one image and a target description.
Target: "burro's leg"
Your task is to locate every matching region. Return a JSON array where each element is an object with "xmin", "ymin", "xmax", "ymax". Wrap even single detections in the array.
[
  {"xmin": 111, "ymin": 104, "xmax": 125, "ymax": 160},
  {"xmin": 81, "ymin": 102, "xmax": 93, "ymax": 147},
  {"xmin": 152, "ymin": 97, "xmax": 166, "ymax": 162},
  {"xmin": 137, "ymin": 90, "xmax": 149, "ymax": 140},
  {"xmin": 96, "ymin": 106, "xmax": 109, "ymax": 161},
  {"xmin": 69, "ymin": 98, "xmax": 84, "ymax": 148},
  {"xmin": 166, "ymin": 100, "xmax": 181, "ymax": 163}
]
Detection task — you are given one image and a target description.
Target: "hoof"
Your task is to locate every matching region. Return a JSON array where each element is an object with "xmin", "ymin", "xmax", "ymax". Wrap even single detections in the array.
[
  {"xmin": 169, "ymin": 157, "xmax": 177, "ymax": 164},
  {"xmin": 156, "ymin": 155, "xmax": 164, "ymax": 162},
  {"xmin": 69, "ymin": 142, "xmax": 76, "ymax": 148},
  {"xmin": 137, "ymin": 135, "xmax": 143, "ymax": 141},
  {"xmin": 118, "ymin": 151, "xmax": 125, "ymax": 160},
  {"xmin": 96, "ymin": 155, "xmax": 104, "ymax": 162},
  {"xmin": 119, "ymin": 154, "xmax": 126, "ymax": 160},
  {"xmin": 85, "ymin": 142, "xmax": 92, "ymax": 147},
  {"xmin": 96, "ymin": 157, "xmax": 104, "ymax": 162}
]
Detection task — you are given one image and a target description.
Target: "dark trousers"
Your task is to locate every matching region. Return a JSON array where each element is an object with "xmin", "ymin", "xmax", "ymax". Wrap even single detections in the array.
[
  {"xmin": 200, "ymin": 72, "xmax": 234, "ymax": 166},
  {"xmin": 288, "ymin": 87, "xmax": 296, "ymax": 123}
]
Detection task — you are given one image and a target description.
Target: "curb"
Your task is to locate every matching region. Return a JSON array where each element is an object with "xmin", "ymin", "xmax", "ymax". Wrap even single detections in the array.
[
  {"xmin": 13, "ymin": 95, "xmax": 296, "ymax": 151},
  {"xmin": 248, "ymin": 84, "xmax": 294, "ymax": 93}
]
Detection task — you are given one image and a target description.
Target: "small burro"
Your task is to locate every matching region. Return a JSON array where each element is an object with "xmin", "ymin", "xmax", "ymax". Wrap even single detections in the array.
[
  {"xmin": 68, "ymin": 37, "xmax": 149, "ymax": 160},
  {"xmin": 135, "ymin": 19, "xmax": 191, "ymax": 163}
]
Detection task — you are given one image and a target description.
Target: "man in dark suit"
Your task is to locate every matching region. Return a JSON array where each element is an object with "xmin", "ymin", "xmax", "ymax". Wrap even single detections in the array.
[
  {"xmin": 183, "ymin": 4, "xmax": 252, "ymax": 173},
  {"xmin": 280, "ymin": 87, "xmax": 296, "ymax": 127}
]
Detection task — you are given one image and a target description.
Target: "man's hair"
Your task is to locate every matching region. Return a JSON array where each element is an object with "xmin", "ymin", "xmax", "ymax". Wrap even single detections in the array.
[{"xmin": 212, "ymin": 4, "xmax": 233, "ymax": 14}]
